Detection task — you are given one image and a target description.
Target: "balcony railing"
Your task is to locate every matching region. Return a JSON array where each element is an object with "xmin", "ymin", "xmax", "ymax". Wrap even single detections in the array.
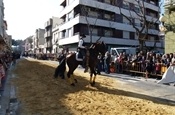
[
  {"xmin": 44, "ymin": 31, "xmax": 52, "ymax": 38},
  {"xmin": 44, "ymin": 19, "xmax": 52, "ymax": 28}
]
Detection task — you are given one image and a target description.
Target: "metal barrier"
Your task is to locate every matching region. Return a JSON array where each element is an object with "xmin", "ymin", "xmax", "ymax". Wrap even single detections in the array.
[{"xmin": 116, "ymin": 61, "xmax": 168, "ymax": 77}]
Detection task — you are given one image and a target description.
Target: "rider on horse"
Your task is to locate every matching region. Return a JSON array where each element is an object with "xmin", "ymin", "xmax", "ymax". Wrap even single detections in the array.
[{"xmin": 78, "ymin": 34, "xmax": 88, "ymax": 73}]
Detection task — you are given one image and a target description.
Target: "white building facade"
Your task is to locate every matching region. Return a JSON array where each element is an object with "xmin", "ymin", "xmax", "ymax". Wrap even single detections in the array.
[
  {"xmin": 58, "ymin": 0, "xmax": 162, "ymax": 51},
  {"xmin": 33, "ymin": 28, "xmax": 45, "ymax": 54},
  {"xmin": 44, "ymin": 17, "xmax": 63, "ymax": 53},
  {"xmin": 0, "ymin": 0, "xmax": 11, "ymax": 51},
  {"xmin": 52, "ymin": 25, "xmax": 60, "ymax": 54},
  {"xmin": 0, "ymin": 0, "xmax": 4, "ymax": 40}
]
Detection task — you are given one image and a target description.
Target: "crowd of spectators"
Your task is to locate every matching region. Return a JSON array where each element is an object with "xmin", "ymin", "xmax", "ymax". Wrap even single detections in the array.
[
  {"xmin": 0, "ymin": 52, "xmax": 17, "ymax": 88},
  {"xmin": 24, "ymin": 50, "xmax": 175, "ymax": 81},
  {"xmin": 96, "ymin": 51, "xmax": 175, "ymax": 79}
]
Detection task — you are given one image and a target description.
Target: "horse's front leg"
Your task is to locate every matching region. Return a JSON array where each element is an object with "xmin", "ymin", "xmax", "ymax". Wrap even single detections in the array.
[
  {"xmin": 92, "ymin": 70, "xmax": 97, "ymax": 85},
  {"xmin": 67, "ymin": 71, "xmax": 75, "ymax": 86},
  {"xmin": 90, "ymin": 72, "xmax": 93, "ymax": 84},
  {"xmin": 89, "ymin": 69, "xmax": 96, "ymax": 86},
  {"xmin": 72, "ymin": 75, "xmax": 78, "ymax": 83}
]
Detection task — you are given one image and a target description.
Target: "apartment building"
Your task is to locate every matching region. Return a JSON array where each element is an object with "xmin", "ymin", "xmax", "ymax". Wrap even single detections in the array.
[
  {"xmin": 161, "ymin": 0, "xmax": 175, "ymax": 53},
  {"xmin": 33, "ymin": 28, "xmax": 45, "ymax": 53},
  {"xmin": 5, "ymin": 35, "xmax": 12, "ymax": 50},
  {"xmin": 24, "ymin": 35, "xmax": 33, "ymax": 53},
  {"xmin": 0, "ymin": 0, "xmax": 11, "ymax": 52},
  {"xmin": 44, "ymin": 17, "xmax": 62, "ymax": 53},
  {"xmin": 0, "ymin": 0, "xmax": 4, "ymax": 41},
  {"xmin": 58, "ymin": 0, "xmax": 162, "ymax": 51},
  {"xmin": 52, "ymin": 20, "xmax": 63, "ymax": 54}
]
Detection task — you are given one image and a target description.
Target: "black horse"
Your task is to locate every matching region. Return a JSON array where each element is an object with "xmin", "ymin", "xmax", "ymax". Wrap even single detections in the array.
[{"xmin": 54, "ymin": 41, "xmax": 106, "ymax": 86}]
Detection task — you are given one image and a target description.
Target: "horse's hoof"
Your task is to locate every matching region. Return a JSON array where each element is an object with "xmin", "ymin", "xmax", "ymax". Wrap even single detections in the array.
[
  {"xmin": 90, "ymin": 82, "xmax": 94, "ymax": 86},
  {"xmin": 90, "ymin": 82, "xmax": 95, "ymax": 86},
  {"xmin": 53, "ymin": 76, "xmax": 57, "ymax": 79},
  {"xmin": 74, "ymin": 79, "xmax": 78, "ymax": 83},
  {"xmin": 71, "ymin": 83, "xmax": 75, "ymax": 86}
]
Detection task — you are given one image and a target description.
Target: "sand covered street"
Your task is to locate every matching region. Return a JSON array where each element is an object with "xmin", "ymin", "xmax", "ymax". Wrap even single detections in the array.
[{"xmin": 12, "ymin": 58, "xmax": 175, "ymax": 115}]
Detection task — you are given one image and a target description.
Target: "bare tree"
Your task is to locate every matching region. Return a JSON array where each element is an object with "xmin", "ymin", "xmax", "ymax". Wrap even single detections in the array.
[
  {"xmin": 80, "ymin": 4, "xmax": 114, "ymax": 44},
  {"xmin": 161, "ymin": 11, "xmax": 175, "ymax": 32},
  {"xmin": 116, "ymin": 0, "xmax": 162, "ymax": 50}
]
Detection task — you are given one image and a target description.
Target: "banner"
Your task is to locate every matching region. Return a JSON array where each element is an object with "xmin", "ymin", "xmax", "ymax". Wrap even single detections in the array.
[{"xmin": 157, "ymin": 66, "xmax": 175, "ymax": 84}]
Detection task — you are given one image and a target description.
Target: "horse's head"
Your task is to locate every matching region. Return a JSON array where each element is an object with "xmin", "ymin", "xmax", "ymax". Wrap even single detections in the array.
[{"xmin": 90, "ymin": 41, "xmax": 106, "ymax": 56}]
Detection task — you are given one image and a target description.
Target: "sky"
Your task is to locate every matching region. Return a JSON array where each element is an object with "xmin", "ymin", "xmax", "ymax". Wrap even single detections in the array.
[{"xmin": 4, "ymin": 0, "xmax": 62, "ymax": 40}]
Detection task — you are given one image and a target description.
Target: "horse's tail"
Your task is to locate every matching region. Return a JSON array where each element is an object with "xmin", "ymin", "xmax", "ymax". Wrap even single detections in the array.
[{"xmin": 54, "ymin": 58, "xmax": 66, "ymax": 78}]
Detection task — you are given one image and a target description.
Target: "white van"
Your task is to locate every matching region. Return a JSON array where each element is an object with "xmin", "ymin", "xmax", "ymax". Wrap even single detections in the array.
[{"xmin": 110, "ymin": 47, "xmax": 137, "ymax": 62}]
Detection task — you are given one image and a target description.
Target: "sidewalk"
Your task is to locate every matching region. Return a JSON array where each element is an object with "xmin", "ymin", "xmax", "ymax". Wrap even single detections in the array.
[
  {"xmin": 0, "ymin": 67, "xmax": 11, "ymax": 115},
  {"xmin": 0, "ymin": 64, "xmax": 20, "ymax": 115}
]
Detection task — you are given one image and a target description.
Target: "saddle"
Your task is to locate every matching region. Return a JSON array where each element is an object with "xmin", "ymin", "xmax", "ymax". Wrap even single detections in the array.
[{"xmin": 76, "ymin": 52, "xmax": 83, "ymax": 61}]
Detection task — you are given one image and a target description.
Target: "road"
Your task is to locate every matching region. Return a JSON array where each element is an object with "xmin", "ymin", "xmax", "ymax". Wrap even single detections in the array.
[
  {"xmin": 50, "ymin": 60, "xmax": 175, "ymax": 105},
  {"xmin": 0, "ymin": 58, "xmax": 175, "ymax": 115}
]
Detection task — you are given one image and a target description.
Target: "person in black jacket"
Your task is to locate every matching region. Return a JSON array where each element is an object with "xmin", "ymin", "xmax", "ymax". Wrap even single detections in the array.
[{"xmin": 57, "ymin": 50, "xmax": 66, "ymax": 63}]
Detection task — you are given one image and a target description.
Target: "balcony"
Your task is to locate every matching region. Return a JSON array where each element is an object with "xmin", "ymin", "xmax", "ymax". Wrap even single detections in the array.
[
  {"xmin": 44, "ymin": 41, "xmax": 52, "ymax": 48},
  {"xmin": 44, "ymin": 19, "xmax": 52, "ymax": 28},
  {"xmin": 44, "ymin": 31, "xmax": 52, "ymax": 38},
  {"xmin": 164, "ymin": 0, "xmax": 175, "ymax": 8},
  {"xmin": 44, "ymin": 43, "xmax": 47, "ymax": 47},
  {"xmin": 47, "ymin": 41, "xmax": 52, "ymax": 48}
]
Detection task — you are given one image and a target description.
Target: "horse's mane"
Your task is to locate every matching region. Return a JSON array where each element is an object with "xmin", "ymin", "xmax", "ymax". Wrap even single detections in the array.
[{"xmin": 89, "ymin": 41, "xmax": 103, "ymax": 49}]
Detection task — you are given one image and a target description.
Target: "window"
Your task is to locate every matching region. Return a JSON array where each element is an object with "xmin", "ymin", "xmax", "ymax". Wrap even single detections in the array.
[
  {"xmin": 123, "ymin": 31, "xmax": 130, "ymax": 39},
  {"xmin": 68, "ymin": 28, "xmax": 72, "ymax": 37},
  {"xmin": 62, "ymin": 30, "xmax": 66, "ymax": 38},
  {"xmin": 91, "ymin": 28, "xmax": 98, "ymax": 36},
  {"xmin": 135, "ymin": 19, "xmax": 140, "ymax": 27},
  {"xmin": 129, "ymin": 3, "xmax": 134, "ymax": 10},
  {"xmin": 115, "ymin": 14, "xmax": 122, "ymax": 23},
  {"xmin": 104, "ymin": 29, "xmax": 113, "ymax": 37},
  {"xmin": 134, "ymin": 5, "xmax": 140, "ymax": 13},
  {"xmin": 104, "ymin": 14, "xmax": 111, "ymax": 20},
  {"xmin": 130, "ymin": 32, "xmax": 135, "ymax": 39},
  {"xmin": 123, "ymin": 1, "xmax": 129, "ymax": 9},
  {"xmin": 88, "ymin": 9, "xmax": 98, "ymax": 18},
  {"xmin": 115, "ymin": 30, "xmax": 123, "ymax": 38},
  {"xmin": 112, "ymin": 49, "xmax": 117, "ymax": 55},
  {"xmin": 150, "ymin": 12, "xmax": 157, "ymax": 18},
  {"xmin": 68, "ymin": 10, "xmax": 73, "ymax": 21},
  {"xmin": 150, "ymin": 24, "xmax": 156, "ymax": 29},
  {"xmin": 123, "ymin": 16, "xmax": 130, "ymax": 25}
]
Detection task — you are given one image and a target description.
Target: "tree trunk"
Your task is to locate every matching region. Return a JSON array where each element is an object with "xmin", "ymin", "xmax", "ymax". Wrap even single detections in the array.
[
  {"xmin": 90, "ymin": 30, "xmax": 92, "ymax": 44},
  {"xmin": 153, "ymin": 41, "xmax": 157, "ymax": 50},
  {"xmin": 139, "ymin": 39, "xmax": 144, "ymax": 51}
]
